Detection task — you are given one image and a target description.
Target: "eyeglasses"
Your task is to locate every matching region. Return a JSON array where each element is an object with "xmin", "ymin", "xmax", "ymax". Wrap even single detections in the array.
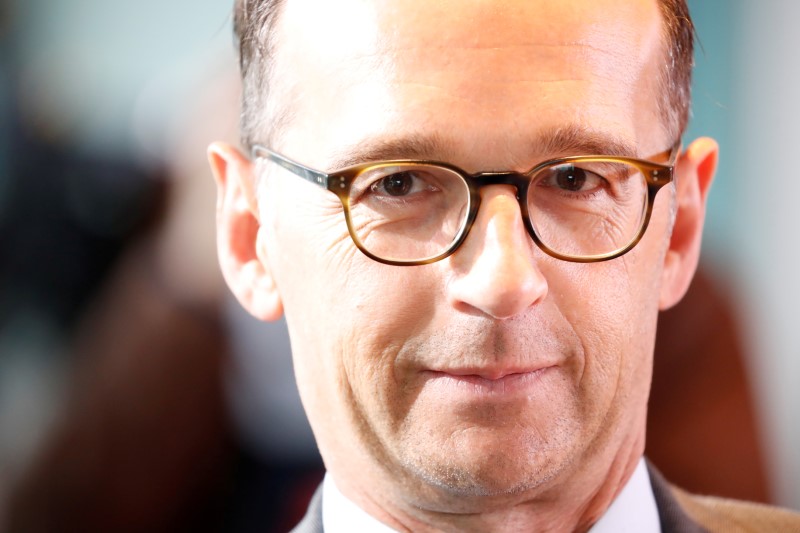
[{"xmin": 251, "ymin": 142, "xmax": 680, "ymax": 265}]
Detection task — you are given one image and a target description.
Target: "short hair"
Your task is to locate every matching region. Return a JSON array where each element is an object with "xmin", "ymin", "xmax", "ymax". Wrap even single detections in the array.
[{"xmin": 234, "ymin": 0, "xmax": 694, "ymax": 148}]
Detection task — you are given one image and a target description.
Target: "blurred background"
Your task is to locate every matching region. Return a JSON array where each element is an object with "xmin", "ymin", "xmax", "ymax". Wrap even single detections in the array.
[{"xmin": 0, "ymin": 0, "xmax": 798, "ymax": 531}]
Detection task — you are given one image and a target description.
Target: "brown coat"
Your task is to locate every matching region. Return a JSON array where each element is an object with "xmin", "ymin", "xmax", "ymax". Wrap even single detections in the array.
[
  {"xmin": 650, "ymin": 464, "xmax": 800, "ymax": 533},
  {"xmin": 671, "ymin": 486, "xmax": 800, "ymax": 533}
]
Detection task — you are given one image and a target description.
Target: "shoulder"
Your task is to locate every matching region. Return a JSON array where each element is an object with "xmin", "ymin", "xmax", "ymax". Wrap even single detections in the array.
[{"xmin": 671, "ymin": 485, "xmax": 800, "ymax": 533}]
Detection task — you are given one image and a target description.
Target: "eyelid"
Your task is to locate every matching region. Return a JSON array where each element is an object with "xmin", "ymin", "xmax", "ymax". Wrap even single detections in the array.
[
  {"xmin": 543, "ymin": 160, "xmax": 630, "ymax": 179},
  {"xmin": 349, "ymin": 165, "xmax": 438, "ymax": 195}
]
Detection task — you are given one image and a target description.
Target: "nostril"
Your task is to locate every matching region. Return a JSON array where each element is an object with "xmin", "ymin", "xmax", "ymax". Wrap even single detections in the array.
[{"xmin": 448, "ymin": 255, "xmax": 549, "ymax": 319}]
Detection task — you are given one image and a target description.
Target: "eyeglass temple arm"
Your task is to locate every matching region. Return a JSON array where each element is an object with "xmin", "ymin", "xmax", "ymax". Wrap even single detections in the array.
[
  {"xmin": 665, "ymin": 140, "xmax": 682, "ymax": 165},
  {"xmin": 252, "ymin": 145, "xmax": 330, "ymax": 188}
]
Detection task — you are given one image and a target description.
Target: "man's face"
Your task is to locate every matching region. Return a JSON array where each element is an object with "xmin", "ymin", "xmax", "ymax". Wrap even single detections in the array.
[{"xmin": 255, "ymin": 0, "xmax": 677, "ymax": 507}]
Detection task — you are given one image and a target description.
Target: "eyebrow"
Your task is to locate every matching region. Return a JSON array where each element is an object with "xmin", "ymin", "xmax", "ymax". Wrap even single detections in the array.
[
  {"xmin": 536, "ymin": 125, "xmax": 637, "ymax": 159},
  {"xmin": 327, "ymin": 134, "xmax": 453, "ymax": 169},
  {"xmin": 326, "ymin": 124, "xmax": 638, "ymax": 171}
]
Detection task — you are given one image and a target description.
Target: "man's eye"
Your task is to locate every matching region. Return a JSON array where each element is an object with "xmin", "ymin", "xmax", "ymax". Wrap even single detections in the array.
[
  {"xmin": 371, "ymin": 171, "xmax": 427, "ymax": 197},
  {"xmin": 547, "ymin": 165, "xmax": 604, "ymax": 193}
]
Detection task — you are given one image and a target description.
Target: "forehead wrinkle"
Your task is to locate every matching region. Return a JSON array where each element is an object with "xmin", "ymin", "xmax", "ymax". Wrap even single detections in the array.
[
  {"xmin": 380, "ymin": 4, "xmax": 660, "ymax": 78},
  {"xmin": 384, "ymin": 41, "xmax": 628, "ymax": 55},
  {"xmin": 393, "ymin": 45, "xmax": 621, "ymax": 88},
  {"xmin": 375, "ymin": 0, "xmax": 655, "ymax": 51}
]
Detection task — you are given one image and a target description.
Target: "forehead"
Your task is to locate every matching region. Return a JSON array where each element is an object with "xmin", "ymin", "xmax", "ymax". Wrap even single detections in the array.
[{"xmin": 270, "ymin": 0, "xmax": 666, "ymax": 166}]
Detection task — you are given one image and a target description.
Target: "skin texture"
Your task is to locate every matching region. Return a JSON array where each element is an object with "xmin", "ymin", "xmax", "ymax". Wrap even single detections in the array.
[{"xmin": 210, "ymin": 0, "xmax": 718, "ymax": 531}]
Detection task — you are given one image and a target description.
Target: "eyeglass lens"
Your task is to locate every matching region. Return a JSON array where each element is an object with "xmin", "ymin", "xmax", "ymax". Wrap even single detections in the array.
[{"xmin": 344, "ymin": 160, "xmax": 648, "ymax": 262}]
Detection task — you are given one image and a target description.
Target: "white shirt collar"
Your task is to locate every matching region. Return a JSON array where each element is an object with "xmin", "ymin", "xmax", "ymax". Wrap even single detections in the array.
[
  {"xmin": 322, "ymin": 458, "xmax": 661, "ymax": 533},
  {"xmin": 322, "ymin": 474, "xmax": 397, "ymax": 533},
  {"xmin": 588, "ymin": 458, "xmax": 662, "ymax": 533}
]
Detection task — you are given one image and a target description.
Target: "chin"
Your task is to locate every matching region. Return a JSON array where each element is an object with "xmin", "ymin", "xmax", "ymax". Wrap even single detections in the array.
[{"xmin": 398, "ymin": 430, "xmax": 575, "ymax": 501}]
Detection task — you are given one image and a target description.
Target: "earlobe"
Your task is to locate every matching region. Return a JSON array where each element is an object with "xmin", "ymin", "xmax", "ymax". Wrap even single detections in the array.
[
  {"xmin": 208, "ymin": 142, "xmax": 284, "ymax": 321},
  {"xmin": 658, "ymin": 137, "xmax": 719, "ymax": 310}
]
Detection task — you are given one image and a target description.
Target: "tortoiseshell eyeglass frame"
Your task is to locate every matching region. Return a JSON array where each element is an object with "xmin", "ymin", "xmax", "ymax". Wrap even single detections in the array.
[{"xmin": 251, "ymin": 142, "xmax": 681, "ymax": 266}]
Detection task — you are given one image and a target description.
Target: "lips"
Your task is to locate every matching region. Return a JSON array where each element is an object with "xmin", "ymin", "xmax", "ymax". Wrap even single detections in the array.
[
  {"xmin": 422, "ymin": 366, "xmax": 555, "ymax": 396},
  {"xmin": 437, "ymin": 367, "xmax": 547, "ymax": 380}
]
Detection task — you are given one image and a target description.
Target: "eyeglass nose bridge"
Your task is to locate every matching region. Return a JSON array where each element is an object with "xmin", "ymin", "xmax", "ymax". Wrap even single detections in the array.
[
  {"xmin": 457, "ymin": 170, "xmax": 543, "ymax": 257},
  {"xmin": 468, "ymin": 170, "xmax": 530, "ymax": 187},
  {"xmin": 467, "ymin": 169, "xmax": 535, "ymax": 206}
]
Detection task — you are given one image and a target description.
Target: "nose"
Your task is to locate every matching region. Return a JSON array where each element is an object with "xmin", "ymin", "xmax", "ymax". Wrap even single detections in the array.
[{"xmin": 447, "ymin": 185, "xmax": 548, "ymax": 319}]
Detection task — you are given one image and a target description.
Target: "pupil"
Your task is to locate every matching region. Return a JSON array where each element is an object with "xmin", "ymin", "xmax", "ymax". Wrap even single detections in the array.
[
  {"xmin": 555, "ymin": 166, "xmax": 586, "ymax": 191},
  {"xmin": 382, "ymin": 172, "xmax": 413, "ymax": 196}
]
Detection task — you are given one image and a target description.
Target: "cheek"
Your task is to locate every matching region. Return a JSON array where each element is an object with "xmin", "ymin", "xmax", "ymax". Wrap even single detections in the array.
[
  {"xmin": 336, "ymin": 268, "xmax": 441, "ymax": 388},
  {"xmin": 548, "ymin": 254, "xmax": 661, "ymax": 405},
  {"xmin": 267, "ymin": 190, "xmax": 442, "ymax": 404},
  {"xmin": 577, "ymin": 189, "xmax": 672, "ymax": 349},
  {"xmin": 258, "ymin": 184, "xmax": 360, "ymax": 382},
  {"xmin": 289, "ymin": 259, "xmax": 446, "ymax": 461}
]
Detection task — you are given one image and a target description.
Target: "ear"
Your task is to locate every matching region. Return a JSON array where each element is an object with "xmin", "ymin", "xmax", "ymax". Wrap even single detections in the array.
[
  {"xmin": 659, "ymin": 137, "xmax": 719, "ymax": 310},
  {"xmin": 208, "ymin": 142, "xmax": 283, "ymax": 321}
]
